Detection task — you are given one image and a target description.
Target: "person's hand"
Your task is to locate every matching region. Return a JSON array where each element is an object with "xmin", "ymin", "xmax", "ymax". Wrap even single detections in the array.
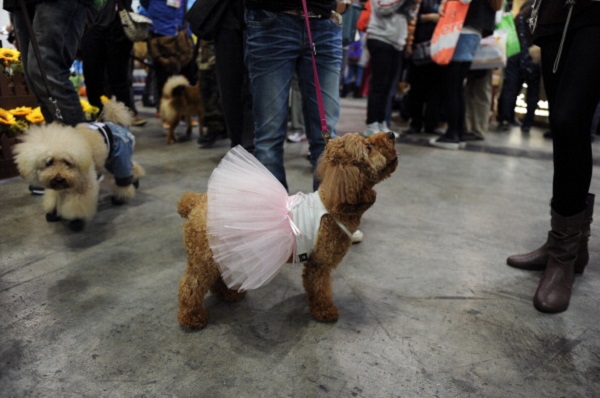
[
  {"xmin": 439, "ymin": 0, "xmax": 448, "ymax": 16},
  {"xmin": 336, "ymin": 0, "xmax": 351, "ymax": 14},
  {"xmin": 422, "ymin": 13, "xmax": 440, "ymax": 23}
]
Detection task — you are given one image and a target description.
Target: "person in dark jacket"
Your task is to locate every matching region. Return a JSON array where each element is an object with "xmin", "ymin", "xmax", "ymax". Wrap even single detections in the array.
[
  {"xmin": 496, "ymin": 0, "xmax": 541, "ymax": 133},
  {"xmin": 3, "ymin": 0, "xmax": 94, "ymax": 127},
  {"xmin": 507, "ymin": 0, "xmax": 600, "ymax": 314},
  {"xmin": 429, "ymin": 0, "xmax": 502, "ymax": 149}
]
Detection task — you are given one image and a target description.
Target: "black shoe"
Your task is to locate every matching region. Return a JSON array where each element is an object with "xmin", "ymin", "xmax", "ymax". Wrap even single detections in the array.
[
  {"xmin": 497, "ymin": 121, "xmax": 511, "ymax": 132},
  {"xmin": 462, "ymin": 132, "xmax": 484, "ymax": 141},
  {"xmin": 429, "ymin": 132, "xmax": 462, "ymax": 150},
  {"xmin": 521, "ymin": 126, "xmax": 531, "ymax": 133},
  {"xmin": 544, "ymin": 130, "xmax": 553, "ymax": 139},
  {"xmin": 29, "ymin": 185, "xmax": 45, "ymax": 195},
  {"xmin": 197, "ymin": 133, "xmax": 216, "ymax": 148},
  {"xmin": 403, "ymin": 127, "xmax": 421, "ymax": 135}
]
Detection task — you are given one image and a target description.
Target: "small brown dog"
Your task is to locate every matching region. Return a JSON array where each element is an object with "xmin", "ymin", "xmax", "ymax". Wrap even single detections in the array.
[
  {"xmin": 176, "ymin": 132, "xmax": 398, "ymax": 329},
  {"xmin": 159, "ymin": 75, "xmax": 205, "ymax": 144}
]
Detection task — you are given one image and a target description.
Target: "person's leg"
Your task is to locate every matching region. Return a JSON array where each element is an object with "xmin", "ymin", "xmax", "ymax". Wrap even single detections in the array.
[
  {"xmin": 384, "ymin": 54, "xmax": 403, "ymax": 128},
  {"xmin": 497, "ymin": 55, "xmax": 522, "ymax": 127},
  {"xmin": 465, "ymin": 69, "xmax": 492, "ymax": 138},
  {"xmin": 423, "ymin": 63, "xmax": 443, "ymax": 133},
  {"xmin": 12, "ymin": 0, "xmax": 90, "ymax": 125},
  {"xmin": 521, "ymin": 65, "xmax": 541, "ymax": 131},
  {"xmin": 215, "ymin": 27, "xmax": 255, "ymax": 152},
  {"xmin": 366, "ymin": 39, "xmax": 396, "ymax": 125},
  {"xmin": 105, "ymin": 20, "xmax": 136, "ymax": 113},
  {"xmin": 81, "ymin": 25, "xmax": 109, "ymax": 109},
  {"xmin": 297, "ymin": 16, "xmax": 343, "ymax": 190},
  {"xmin": 245, "ymin": 10, "xmax": 300, "ymax": 190},
  {"xmin": 406, "ymin": 62, "xmax": 427, "ymax": 132},
  {"xmin": 541, "ymin": 26, "xmax": 600, "ymax": 216}
]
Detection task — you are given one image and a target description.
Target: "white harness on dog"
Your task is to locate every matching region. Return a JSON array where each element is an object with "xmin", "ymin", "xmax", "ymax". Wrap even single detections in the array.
[{"xmin": 287, "ymin": 191, "xmax": 353, "ymax": 263}]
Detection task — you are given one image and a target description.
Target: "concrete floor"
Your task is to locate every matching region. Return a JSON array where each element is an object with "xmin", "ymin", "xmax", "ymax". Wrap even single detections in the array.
[{"xmin": 2, "ymin": 98, "xmax": 600, "ymax": 397}]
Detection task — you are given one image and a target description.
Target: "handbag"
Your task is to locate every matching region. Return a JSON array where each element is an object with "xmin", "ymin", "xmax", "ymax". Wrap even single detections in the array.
[
  {"xmin": 430, "ymin": 0, "xmax": 471, "ymax": 65},
  {"xmin": 119, "ymin": 10, "xmax": 154, "ymax": 42},
  {"xmin": 148, "ymin": 28, "xmax": 195, "ymax": 74},
  {"xmin": 147, "ymin": 0, "xmax": 194, "ymax": 75},
  {"xmin": 185, "ymin": 0, "xmax": 230, "ymax": 40},
  {"xmin": 496, "ymin": 13, "xmax": 521, "ymax": 58}
]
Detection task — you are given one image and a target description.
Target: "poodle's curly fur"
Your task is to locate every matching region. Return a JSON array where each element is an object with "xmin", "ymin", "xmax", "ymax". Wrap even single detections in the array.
[
  {"xmin": 177, "ymin": 132, "xmax": 398, "ymax": 329},
  {"xmin": 159, "ymin": 75, "xmax": 205, "ymax": 145},
  {"xmin": 14, "ymin": 99, "xmax": 145, "ymax": 231}
]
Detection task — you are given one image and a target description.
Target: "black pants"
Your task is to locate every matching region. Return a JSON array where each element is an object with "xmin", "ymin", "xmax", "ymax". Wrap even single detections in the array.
[
  {"xmin": 497, "ymin": 52, "xmax": 541, "ymax": 128},
  {"xmin": 440, "ymin": 61, "xmax": 471, "ymax": 138},
  {"xmin": 366, "ymin": 38, "xmax": 402, "ymax": 124},
  {"xmin": 214, "ymin": 27, "xmax": 255, "ymax": 152},
  {"xmin": 540, "ymin": 25, "xmax": 600, "ymax": 216},
  {"xmin": 81, "ymin": 18, "xmax": 136, "ymax": 113},
  {"xmin": 407, "ymin": 61, "xmax": 443, "ymax": 133}
]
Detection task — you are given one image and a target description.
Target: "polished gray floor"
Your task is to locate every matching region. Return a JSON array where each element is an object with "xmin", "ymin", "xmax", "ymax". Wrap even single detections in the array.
[{"xmin": 2, "ymin": 98, "xmax": 600, "ymax": 397}]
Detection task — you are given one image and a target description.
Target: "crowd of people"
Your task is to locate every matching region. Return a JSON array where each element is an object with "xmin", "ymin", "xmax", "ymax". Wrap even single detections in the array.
[{"xmin": 2, "ymin": 0, "xmax": 600, "ymax": 313}]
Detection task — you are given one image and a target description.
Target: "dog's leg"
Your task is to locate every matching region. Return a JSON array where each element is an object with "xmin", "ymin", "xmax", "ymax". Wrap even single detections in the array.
[
  {"xmin": 210, "ymin": 277, "xmax": 247, "ymax": 303},
  {"xmin": 178, "ymin": 263, "xmax": 221, "ymax": 329},
  {"xmin": 167, "ymin": 120, "xmax": 178, "ymax": 145},
  {"xmin": 43, "ymin": 190, "xmax": 60, "ymax": 222},
  {"xmin": 302, "ymin": 263, "xmax": 339, "ymax": 322}
]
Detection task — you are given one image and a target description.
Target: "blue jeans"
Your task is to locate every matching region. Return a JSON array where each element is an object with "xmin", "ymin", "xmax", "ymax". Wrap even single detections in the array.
[
  {"xmin": 245, "ymin": 9, "xmax": 343, "ymax": 191},
  {"xmin": 12, "ymin": 0, "xmax": 92, "ymax": 126}
]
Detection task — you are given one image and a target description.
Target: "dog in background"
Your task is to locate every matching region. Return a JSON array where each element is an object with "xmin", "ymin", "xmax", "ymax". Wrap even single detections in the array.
[
  {"xmin": 159, "ymin": 75, "xmax": 205, "ymax": 145},
  {"xmin": 14, "ymin": 98, "xmax": 145, "ymax": 231},
  {"xmin": 176, "ymin": 132, "xmax": 398, "ymax": 329}
]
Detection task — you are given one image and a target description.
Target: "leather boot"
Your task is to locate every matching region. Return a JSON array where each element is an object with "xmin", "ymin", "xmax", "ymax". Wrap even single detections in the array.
[
  {"xmin": 507, "ymin": 193, "xmax": 594, "ymax": 274},
  {"xmin": 533, "ymin": 208, "xmax": 586, "ymax": 313}
]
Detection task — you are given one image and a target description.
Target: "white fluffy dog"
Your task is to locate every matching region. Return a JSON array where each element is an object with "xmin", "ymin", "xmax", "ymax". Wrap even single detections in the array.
[{"xmin": 14, "ymin": 99, "xmax": 145, "ymax": 231}]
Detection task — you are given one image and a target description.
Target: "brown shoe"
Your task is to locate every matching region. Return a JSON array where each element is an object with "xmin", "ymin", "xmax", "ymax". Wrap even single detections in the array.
[
  {"xmin": 507, "ymin": 194, "xmax": 594, "ymax": 274},
  {"xmin": 533, "ymin": 208, "xmax": 586, "ymax": 313}
]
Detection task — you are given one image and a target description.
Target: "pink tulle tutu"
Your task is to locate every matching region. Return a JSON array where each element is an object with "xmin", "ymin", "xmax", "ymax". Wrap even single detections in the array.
[{"xmin": 207, "ymin": 146, "xmax": 300, "ymax": 292}]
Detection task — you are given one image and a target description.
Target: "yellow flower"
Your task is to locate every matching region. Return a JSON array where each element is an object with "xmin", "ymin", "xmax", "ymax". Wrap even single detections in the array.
[
  {"xmin": 0, "ymin": 108, "xmax": 16, "ymax": 125},
  {"xmin": 9, "ymin": 106, "xmax": 33, "ymax": 117},
  {"xmin": 88, "ymin": 106, "xmax": 100, "ymax": 115},
  {"xmin": 25, "ymin": 108, "xmax": 45, "ymax": 124},
  {"xmin": 100, "ymin": 95, "xmax": 110, "ymax": 104},
  {"xmin": 80, "ymin": 99, "xmax": 93, "ymax": 113},
  {"xmin": 0, "ymin": 47, "xmax": 20, "ymax": 63}
]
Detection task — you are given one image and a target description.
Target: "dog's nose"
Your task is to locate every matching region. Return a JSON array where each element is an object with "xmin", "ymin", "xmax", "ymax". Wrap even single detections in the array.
[{"xmin": 387, "ymin": 132, "xmax": 396, "ymax": 141}]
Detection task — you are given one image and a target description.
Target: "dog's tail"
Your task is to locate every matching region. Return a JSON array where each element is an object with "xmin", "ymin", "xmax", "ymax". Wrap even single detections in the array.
[
  {"xmin": 101, "ymin": 97, "xmax": 134, "ymax": 127},
  {"xmin": 177, "ymin": 192, "xmax": 203, "ymax": 218},
  {"xmin": 162, "ymin": 75, "xmax": 190, "ymax": 98}
]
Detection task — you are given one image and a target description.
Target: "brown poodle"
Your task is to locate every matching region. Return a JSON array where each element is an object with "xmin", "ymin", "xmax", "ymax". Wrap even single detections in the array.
[
  {"xmin": 176, "ymin": 132, "xmax": 398, "ymax": 329},
  {"xmin": 159, "ymin": 75, "xmax": 205, "ymax": 145}
]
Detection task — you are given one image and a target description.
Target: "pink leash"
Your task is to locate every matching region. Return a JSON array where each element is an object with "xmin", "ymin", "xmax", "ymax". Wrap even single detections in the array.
[{"xmin": 301, "ymin": 0, "xmax": 331, "ymax": 143}]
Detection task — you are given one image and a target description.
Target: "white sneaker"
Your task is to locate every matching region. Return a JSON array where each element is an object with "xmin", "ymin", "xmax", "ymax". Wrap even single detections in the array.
[
  {"xmin": 363, "ymin": 122, "xmax": 380, "ymax": 137},
  {"xmin": 351, "ymin": 229, "xmax": 364, "ymax": 244},
  {"xmin": 380, "ymin": 121, "xmax": 391, "ymax": 133},
  {"xmin": 380, "ymin": 121, "xmax": 399, "ymax": 138}
]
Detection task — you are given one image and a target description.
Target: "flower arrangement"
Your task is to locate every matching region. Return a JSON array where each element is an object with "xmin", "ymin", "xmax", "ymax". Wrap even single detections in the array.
[
  {"xmin": 0, "ymin": 106, "xmax": 45, "ymax": 137},
  {"xmin": 0, "ymin": 47, "xmax": 23, "ymax": 76}
]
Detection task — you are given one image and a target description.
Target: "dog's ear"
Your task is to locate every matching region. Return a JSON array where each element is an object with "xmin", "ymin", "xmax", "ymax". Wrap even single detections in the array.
[{"xmin": 13, "ymin": 126, "xmax": 48, "ymax": 183}]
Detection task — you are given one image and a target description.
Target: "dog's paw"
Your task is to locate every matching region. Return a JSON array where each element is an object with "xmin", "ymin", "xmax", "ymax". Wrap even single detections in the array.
[
  {"xmin": 46, "ymin": 210, "xmax": 61, "ymax": 222},
  {"xmin": 68, "ymin": 219, "xmax": 86, "ymax": 232},
  {"xmin": 311, "ymin": 305, "xmax": 339, "ymax": 323},
  {"xmin": 178, "ymin": 311, "xmax": 208, "ymax": 330},
  {"xmin": 111, "ymin": 196, "xmax": 127, "ymax": 206}
]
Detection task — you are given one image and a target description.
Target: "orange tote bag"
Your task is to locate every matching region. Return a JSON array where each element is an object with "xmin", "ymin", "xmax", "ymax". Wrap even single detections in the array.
[{"xmin": 430, "ymin": 0, "xmax": 471, "ymax": 65}]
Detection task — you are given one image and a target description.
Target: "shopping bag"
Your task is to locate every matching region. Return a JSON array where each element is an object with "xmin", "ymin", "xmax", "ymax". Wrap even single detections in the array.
[
  {"xmin": 430, "ymin": 0, "xmax": 471, "ymax": 65},
  {"xmin": 470, "ymin": 30, "xmax": 507, "ymax": 70},
  {"xmin": 496, "ymin": 13, "xmax": 521, "ymax": 58}
]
